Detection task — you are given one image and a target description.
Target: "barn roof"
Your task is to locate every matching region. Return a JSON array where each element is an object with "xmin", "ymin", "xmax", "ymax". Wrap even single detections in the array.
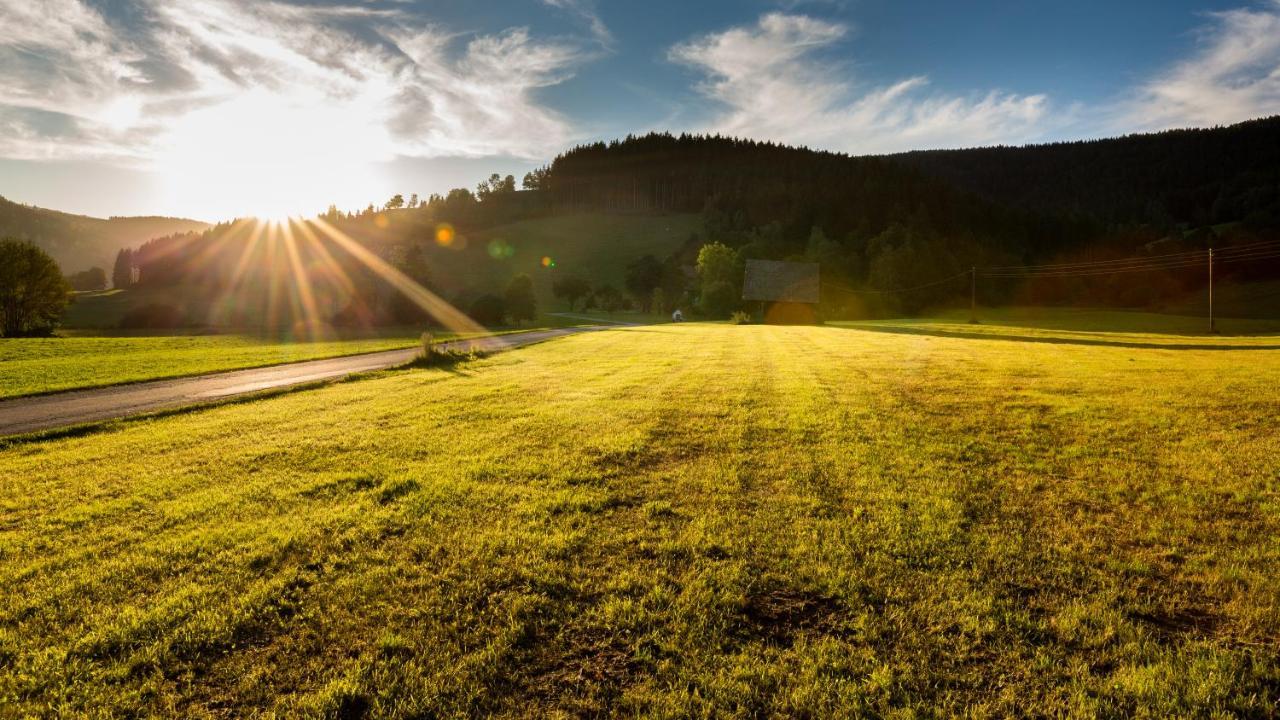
[{"xmin": 742, "ymin": 259, "xmax": 820, "ymax": 304}]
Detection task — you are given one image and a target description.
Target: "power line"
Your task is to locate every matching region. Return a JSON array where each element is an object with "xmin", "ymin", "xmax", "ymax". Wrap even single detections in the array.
[
  {"xmin": 812, "ymin": 241, "xmax": 1280, "ymax": 302},
  {"xmin": 982, "ymin": 239, "xmax": 1280, "ymax": 273},
  {"xmin": 983, "ymin": 247, "xmax": 1209, "ymax": 271},
  {"xmin": 1215, "ymin": 249, "xmax": 1280, "ymax": 264},
  {"xmin": 971, "ymin": 241, "xmax": 1280, "ymax": 333},
  {"xmin": 981, "ymin": 258, "xmax": 1211, "ymax": 278},
  {"xmin": 826, "ymin": 270, "xmax": 971, "ymax": 295},
  {"xmin": 1215, "ymin": 238, "xmax": 1280, "ymax": 253},
  {"xmin": 980, "ymin": 248, "xmax": 1280, "ymax": 279}
]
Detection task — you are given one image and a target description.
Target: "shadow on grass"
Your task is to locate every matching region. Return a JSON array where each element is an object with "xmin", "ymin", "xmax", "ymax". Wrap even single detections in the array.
[{"xmin": 837, "ymin": 324, "xmax": 1280, "ymax": 351}]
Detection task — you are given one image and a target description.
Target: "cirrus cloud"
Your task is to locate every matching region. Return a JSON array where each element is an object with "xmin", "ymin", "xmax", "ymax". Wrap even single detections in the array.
[
  {"xmin": 1124, "ymin": 0, "xmax": 1280, "ymax": 130},
  {"xmin": 0, "ymin": 0, "xmax": 592, "ymax": 165},
  {"xmin": 669, "ymin": 12, "xmax": 1052, "ymax": 154}
]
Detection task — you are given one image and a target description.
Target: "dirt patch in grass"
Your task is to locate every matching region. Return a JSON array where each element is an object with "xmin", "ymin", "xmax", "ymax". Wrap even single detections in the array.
[
  {"xmin": 334, "ymin": 691, "xmax": 372, "ymax": 720},
  {"xmin": 1129, "ymin": 606, "xmax": 1222, "ymax": 641},
  {"xmin": 538, "ymin": 628, "xmax": 639, "ymax": 691},
  {"xmin": 740, "ymin": 587, "xmax": 847, "ymax": 648},
  {"xmin": 515, "ymin": 625, "xmax": 643, "ymax": 716}
]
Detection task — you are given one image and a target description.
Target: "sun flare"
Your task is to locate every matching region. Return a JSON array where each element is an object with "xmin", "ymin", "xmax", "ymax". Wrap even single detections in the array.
[{"xmin": 150, "ymin": 89, "xmax": 396, "ymax": 222}]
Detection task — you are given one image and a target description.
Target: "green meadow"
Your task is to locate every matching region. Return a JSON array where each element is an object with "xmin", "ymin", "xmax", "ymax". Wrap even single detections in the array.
[
  {"xmin": 2, "ymin": 322, "xmax": 1278, "ymax": 716},
  {"xmin": 0, "ymin": 325, "xmax": 605, "ymax": 400},
  {"xmin": 0, "ymin": 334, "xmax": 422, "ymax": 399},
  {"xmin": 843, "ymin": 306, "xmax": 1280, "ymax": 339}
]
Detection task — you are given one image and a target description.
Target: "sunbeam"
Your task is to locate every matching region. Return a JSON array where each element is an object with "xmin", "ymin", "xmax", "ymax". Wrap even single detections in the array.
[
  {"xmin": 207, "ymin": 219, "xmax": 269, "ymax": 327},
  {"xmin": 308, "ymin": 217, "xmax": 496, "ymax": 340},
  {"xmin": 280, "ymin": 219, "xmax": 329, "ymax": 341},
  {"xmin": 291, "ymin": 217, "xmax": 359, "ymax": 300}
]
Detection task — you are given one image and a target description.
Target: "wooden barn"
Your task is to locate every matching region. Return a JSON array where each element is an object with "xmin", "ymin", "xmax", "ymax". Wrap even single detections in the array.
[{"xmin": 742, "ymin": 259, "xmax": 821, "ymax": 324}]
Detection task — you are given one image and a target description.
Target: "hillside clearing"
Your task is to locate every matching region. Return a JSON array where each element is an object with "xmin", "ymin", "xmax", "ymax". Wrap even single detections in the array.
[
  {"xmin": 463, "ymin": 212, "xmax": 699, "ymax": 306},
  {"xmin": 2, "ymin": 324, "xmax": 1278, "ymax": 716}
]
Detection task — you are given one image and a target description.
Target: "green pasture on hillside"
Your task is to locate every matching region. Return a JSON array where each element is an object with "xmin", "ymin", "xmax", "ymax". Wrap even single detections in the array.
[{"xmin": 469, "ymin": 213, "xmax": 699, "ymax": 306}]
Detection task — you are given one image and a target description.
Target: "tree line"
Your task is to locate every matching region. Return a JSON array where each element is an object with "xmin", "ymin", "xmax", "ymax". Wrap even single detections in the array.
[{"xmin": 24, "ymin": 116, "xmax": 1276, "ymax": 333}]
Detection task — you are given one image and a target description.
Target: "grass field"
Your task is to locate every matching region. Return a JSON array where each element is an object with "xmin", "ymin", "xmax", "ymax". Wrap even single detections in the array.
[
  {"xmin": 3, "ymin": 323, "xmax": 1278, "ymax": 716},
  {"xmin": 62, "ymin": 288, "xmax": 172, "ymax": 330},
  {"xmin": 835, "ymin": 307, "xmax": 1280, "ymax": 350},
  {"xmin": 0, "ymin": 333, "xmax": 431, "ymax": 399},
  {"xmin": 0, "ymin": 321, "xmax": 616, "ymax": 400},
  {"xmin": 889, "ymin": 306, "xmax": 1280, "ymax": 336}
]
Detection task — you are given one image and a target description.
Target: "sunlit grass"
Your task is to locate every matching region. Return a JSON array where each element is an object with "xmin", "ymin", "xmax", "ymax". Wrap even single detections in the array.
[
  {"xmin": 2, "ymin": 323, "xmax": 1278, "ymax": 715},
  {"xmin": 835, "ymin": 307, "xmax": 1280, "ymax": 346},
  {"xmin": 0, "ymin": 334, "xmax": 420, "ymax": 398},
  {"xmin": 0, "ymin": 328, "xmax": 557, "ymax": 399}
]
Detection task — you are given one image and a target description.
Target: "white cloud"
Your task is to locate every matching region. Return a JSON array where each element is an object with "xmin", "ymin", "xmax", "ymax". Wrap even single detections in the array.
[
  {"xmin": 541, "ymin": 0, "xmax": 613, "ymax": 47},
  {"xmin": 669, "ymin": 12, "xmax": 1050, "ymax": 154},
  {"xmin": 1125, "ymin": 0, "xmax": 1280, "ymax": 130},
  {"xmin": 0, "ymin": 0, "xmax": 588, "ymax": 165}
]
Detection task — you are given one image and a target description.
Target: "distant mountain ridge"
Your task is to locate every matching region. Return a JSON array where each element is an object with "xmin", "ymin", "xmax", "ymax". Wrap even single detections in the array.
[{"xmin": 0, "ymin": 196, "xmax": 210, "ymax": 274}]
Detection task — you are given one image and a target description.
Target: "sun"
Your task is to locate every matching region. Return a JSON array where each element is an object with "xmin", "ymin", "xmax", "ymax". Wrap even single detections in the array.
[
  {"xmin": 254, "ymin": 211, "xmax": 299, "ymax": 226},
  {"xmin": 150, "ymin": 89, "xmax": 396, "ymax": 222}
]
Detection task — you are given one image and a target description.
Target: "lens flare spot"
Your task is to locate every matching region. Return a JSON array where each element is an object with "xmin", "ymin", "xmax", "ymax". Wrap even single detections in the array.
[
  {"xmin": 373, "ymin": 213, "xmax": 390, "ymax": 229},
  {"xmin": 487, "ymin": 238, "xmax": 514, "ymax": 260},
  {"xmin": 540, "ymin": 256, "xmax": 555, "ymax": 268},
  {"xmin": 435, "ymin": 223, "xmax": 456, "ymax": 247}
]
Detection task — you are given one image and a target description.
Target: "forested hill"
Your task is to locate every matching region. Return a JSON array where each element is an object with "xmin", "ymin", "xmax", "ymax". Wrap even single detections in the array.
[
  {"xmin": 532, "ymin": 121, "xmax": 1280, "ymax": 312},
  {"xmin": 541, "ymin": 133, "xmax": 1077, "ymax": 263},
  {"xmin": 540, "ymin": 118, "xmax": 1280, "ymax": 259},
  {"xmin": 895, "ymin": 115, "xmax": 1280, "ymax": 230},
  {"xmin": 0, "ymin": 196, "xmax": 209, "ymax": 274}
]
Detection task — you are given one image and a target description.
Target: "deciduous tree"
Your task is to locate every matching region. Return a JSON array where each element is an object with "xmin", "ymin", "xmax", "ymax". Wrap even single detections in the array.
[
  {"xmin": 67, "ymin": 267, "xmax": 107, "ymax": 292},
  {"xmin": 696, "ymin": 242, "xmax": 740, "ymax": 317},
  {"xmin": 0, "ymin": 238, "xmax": 71, "ymax": 337},
  {"xmin": 625, "ymin": 254, "xmax": 663, "ymax": 311},
  {"xmin": 504, "ymin": 273, "xmax": 537, "ymax": 325},
  {"xmin": 594, "ymin": 284, "xmax": 624, "ymax": 315},
  {"xmin": 552, "ymin": 275, "xmax": 591, "ymax": 311},
  {"xmin": 469, "ymin": 294, "xmax": 506, "ymax": 326}
]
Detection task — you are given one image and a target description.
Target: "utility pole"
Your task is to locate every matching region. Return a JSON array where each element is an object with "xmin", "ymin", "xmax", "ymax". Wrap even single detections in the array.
[
  {"xmin": 969, "ymin": 266, "xmax": 977, "ymax": 324},
  {"xmin": 1208, "ymin": 248, "xmax": 1215, "ymax": 334}
]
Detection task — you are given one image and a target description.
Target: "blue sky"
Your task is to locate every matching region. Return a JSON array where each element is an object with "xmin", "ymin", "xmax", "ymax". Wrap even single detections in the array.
[{"xmin": 1, "ymin": 0, "xmax": 1278, "ymax": 221}]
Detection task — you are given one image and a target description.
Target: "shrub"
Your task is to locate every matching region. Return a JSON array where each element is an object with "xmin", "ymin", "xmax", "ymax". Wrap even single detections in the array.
[
  {"xmin": 406, "ymin": 339, "xmax": 488, "ymax": 369},
  {"xmin": 67, "ymin": 267, "xmax": 108, "ymax": 292},
  {"xmin": 594, "ymin": 285, "xmax": 625, "ymax": 314},
  {"xmin": 468, "ymin": 294, "xmax": 506, "ymax": 326},
  {"xmin": 699, "ymin": 280, "xmax": 737, "ymax": 319},
  {"xmin": 729, "ymin": 311, "xmax": 752, "ymax": 325},
  {"xmin": 552, "ymin": 275, "xmax": 591, "ymax": 311},
  {"xmin": 504, "ymin": 274, "xmax": 536, "ymax": 325},
  {"xmin": 651, "ymin": 287, "xmax": 667, "ymax": 315}
]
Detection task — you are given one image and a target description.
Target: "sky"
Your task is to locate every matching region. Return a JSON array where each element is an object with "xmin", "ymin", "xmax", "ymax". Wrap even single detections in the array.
[{"xmin": 2, "ymin": 0, "xmax": 1279, "ymax": 222}]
